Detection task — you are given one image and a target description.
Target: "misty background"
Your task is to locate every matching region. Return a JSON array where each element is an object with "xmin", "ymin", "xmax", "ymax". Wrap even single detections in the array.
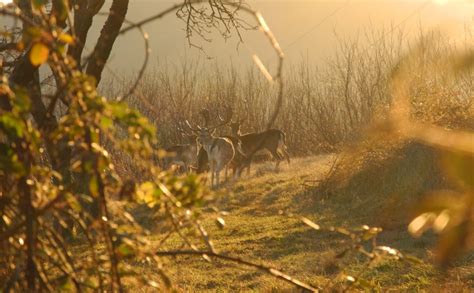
[
  {"xmin": 1, "ymin": 1, "xmax": 472, "ymax": 80},
  {"xmin": 91, "ymin": 1, "xmax": 472, "ymax": 79}
]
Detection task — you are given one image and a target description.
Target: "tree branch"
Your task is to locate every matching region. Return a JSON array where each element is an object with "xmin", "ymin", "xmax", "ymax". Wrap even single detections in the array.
[{"xmin": 156, "ymin": 250, "xmax": 319, "ymax": 292}]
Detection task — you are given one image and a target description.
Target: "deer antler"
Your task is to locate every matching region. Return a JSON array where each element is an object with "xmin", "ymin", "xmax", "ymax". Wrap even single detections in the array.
[
  {"xmin": 185, "ymin": 120, "xmax": 201, "ymax": 133},
  {"xmin": 209, "ymin": 106, "xmax": 233, "ymax": 131},
  {"xmin": 177, "ymin": 121, "xmax": 193, "ymax": 136}
]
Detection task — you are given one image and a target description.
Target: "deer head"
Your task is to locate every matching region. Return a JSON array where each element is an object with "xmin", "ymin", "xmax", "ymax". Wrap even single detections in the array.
[
  {"xmin": 185, "ymin": 106, "xmax": 233, "ymax": 146},
  {"xmin": 230, "ymin": 119, "xmax": 244, "ymax": 136}
]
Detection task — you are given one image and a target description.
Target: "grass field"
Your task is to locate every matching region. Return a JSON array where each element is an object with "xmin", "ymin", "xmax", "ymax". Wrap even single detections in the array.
[{"xmin": 127, "ymin": 154, "xmax": 474, "ymax": 291}]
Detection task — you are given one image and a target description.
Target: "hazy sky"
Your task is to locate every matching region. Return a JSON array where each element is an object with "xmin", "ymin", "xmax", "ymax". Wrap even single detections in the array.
[
  {"xmin": 1, "ymin": 1, "xmax": 473, "ymax": 76},
  {"xmin": 92, "ymin": 0, "xmax": 472, "ymax": 77}
]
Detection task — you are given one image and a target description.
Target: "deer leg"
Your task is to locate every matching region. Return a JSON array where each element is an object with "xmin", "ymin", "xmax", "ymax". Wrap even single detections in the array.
[
  {"xmin": 235, "ymin": 165, "xmax": 242, "ymax": 180},
  {"xmin": 276, "ymin": 149, "xmax": 290, "ymax": 167},
  {"xmin": 282, "ymin": 148, "xmax": 290, "ymax": 165},
  {"xmin": 270, "ymin": 149, "xmax": 283, "ymax": 171},
  {"xmin": 245, "ymin": 156, "xmax": 252, "ymax": 176},
  {"xmin": 176, "ymin": 162, "xmax": 184, "ymax": 173},
  {"xmin": 210, "ymin": 161, "xmax": 215, "ymax": 188}
]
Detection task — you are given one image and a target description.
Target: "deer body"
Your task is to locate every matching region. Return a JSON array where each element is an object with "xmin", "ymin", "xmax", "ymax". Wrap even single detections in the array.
[
  {"xmin": 231, "ymin": 122, "xmax": 290, "ymax": 171},
  {"xmin": 184, "ymin": 106, "xmax": 237, "ymax": 187},
  {"xmin": 198, "ymin": 133, "xmax": 235, "ymax": 187},
  {"xmin": 163, "ymin": 143, "xmax": 197, "ymax": 173},
  {"xmin": 223, "ymin": 135, "xmax": 251, "ymax": 177}
]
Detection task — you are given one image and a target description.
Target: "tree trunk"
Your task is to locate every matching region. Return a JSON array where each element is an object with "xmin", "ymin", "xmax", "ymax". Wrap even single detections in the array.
[{"xmin": 86, "ymin": 0, "xmax": 129, "ymax": 84}]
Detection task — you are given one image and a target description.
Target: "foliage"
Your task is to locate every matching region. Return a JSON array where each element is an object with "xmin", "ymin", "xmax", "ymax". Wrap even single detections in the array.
[
  {"xmin": 313, "ymin": 36, "xmax": 474, "ymax": 268},
  {"xmin": 0, "ymin": 24, "xmax": 210, "ymax": 290},
  {"xmin": 0, "ymin": 0, "xmax": 472, "ymax": 291},
  {"xmin": 0, "ymin": 0, "xmax": 288, "ymax": 291}
]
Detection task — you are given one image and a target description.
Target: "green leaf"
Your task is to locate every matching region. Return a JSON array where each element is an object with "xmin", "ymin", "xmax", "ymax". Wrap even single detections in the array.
[
  {"xmin": 0, "ymin": 113, "xmax": 25, "ymax": 138},
  {"xmin": 22, "ymin": 27, "xmax": 41, "ymax": 47},
  {"xmin": 13, "ymin": 87, "xmax": 31, "ymax": 112},
  {"xmin": 108, "ymin": 102, "xmax": 129, "ymax": 120},
  {"xmin": 83, "ymin": 276, "xmax": 99, "ymax": 289},
  {"xmin": 57, "ymin": 275, "xmax": 73, "ymax": 291},
  {"xmin": 100, "ymin": 116, "xmax": 113, "ymax": 129},
  {"xmin": 66, "ymin": 193, "xmax": 82, "ymax": 212},
  {"xmin": 116, "ymin": 243, "xmax": 135, "ymax": 257},
  {"xmin": 52, "ymin": 0, "xmax": 70, "ymax": 21},
  {"xmin": 32, "ymin": 0, "xmax": 47, "ymax": 8},
  {"xmin": 89, "ymin": 176, "xmax": 99, "ymax": 197}
]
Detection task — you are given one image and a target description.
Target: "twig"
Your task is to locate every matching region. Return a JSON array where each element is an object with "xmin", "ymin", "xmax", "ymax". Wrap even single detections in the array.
[{"xmin": 156, "ymin": 249, "xmax": 320, "ymax": 292}]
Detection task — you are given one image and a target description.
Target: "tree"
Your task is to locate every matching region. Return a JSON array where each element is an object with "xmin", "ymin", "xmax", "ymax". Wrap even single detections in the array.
[{"xmin": 0, "ymin": 0, "xmax": 291, "ymax": 291}]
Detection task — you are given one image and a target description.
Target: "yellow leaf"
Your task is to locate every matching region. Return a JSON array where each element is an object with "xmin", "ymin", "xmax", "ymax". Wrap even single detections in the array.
[
  {"xmin": 58, "ymin": 33, "xmax": 74, "ymax": 44},
  {"xmin": 136, "ymin": 182, "xmax": 156, "ymax": 207},
  {"xmin": 29, "ymin": 43, "xmax": 49, "ymax": 66}
]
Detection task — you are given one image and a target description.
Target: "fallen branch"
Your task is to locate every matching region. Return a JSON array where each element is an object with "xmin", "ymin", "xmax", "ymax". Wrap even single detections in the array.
[{"xmin": 156, "ymin": 249, "xmax": 319, "ymax": 292}]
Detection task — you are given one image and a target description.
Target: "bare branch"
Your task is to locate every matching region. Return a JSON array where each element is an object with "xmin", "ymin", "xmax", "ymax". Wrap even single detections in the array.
[{"xmin": 156, "ymin": 250, "xmax": 320, "ymax": 291}]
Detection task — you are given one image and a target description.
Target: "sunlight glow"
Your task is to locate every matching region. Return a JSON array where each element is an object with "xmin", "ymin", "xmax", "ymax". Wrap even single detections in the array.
[
  {"xmin": 0, "ymin": 0, "xmax": 13, "ymax": 5},
  {"xmin": 434, "ymin": 0, "xmax": 449, "ymax": 5}
]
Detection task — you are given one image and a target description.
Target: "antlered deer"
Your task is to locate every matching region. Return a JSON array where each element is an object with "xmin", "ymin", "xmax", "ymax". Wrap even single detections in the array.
[
  {"xmin": 163, "ymin": 109, "xmax": 218, "ymax": 173},
  {"xmin": 193, "ymin": 135, "xmax": 249, "ymax": 178},
  {"xmin": 192, "ymin": 108, "xmax": 249, "ymax": 178},
  {"xmin": 186, "ymin": 109, "xmax": 235, "ymax": 188},
  {"xmin": 230, "ymin": 120, "xmax": 290, "ymax": 172}
]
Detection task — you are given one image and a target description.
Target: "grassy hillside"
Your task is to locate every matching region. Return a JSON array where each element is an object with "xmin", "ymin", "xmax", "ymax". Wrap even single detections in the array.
[{"xmin": 128, "ymin": 153, "xmax": 474, "ymax": 291}]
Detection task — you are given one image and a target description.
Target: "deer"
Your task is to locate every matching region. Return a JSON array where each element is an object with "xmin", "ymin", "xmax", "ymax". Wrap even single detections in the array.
[
  {"xmin": 163, "ymin": 108, "xmax": 217, "ymax": 173},
  {"xmin": 221, "ymin": 135, "xmax": 251, "ymax": 178},
  {"xmin": 192, "ymin": 108, "xmax": 249, "ymax": 179},
  {"xmin": 162, "ymin": 125, "xmax": 198, "ymax": 173},
  {"xmin": 229, "ymin": 120, "xmax": 290, "ymax": 173},
  {"xmin": 186, "ymin": 108, "xmax": 235, "ymax": 188}
]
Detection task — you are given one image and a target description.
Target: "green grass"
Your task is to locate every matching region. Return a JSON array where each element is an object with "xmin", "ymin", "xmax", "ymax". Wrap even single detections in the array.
[{"xmin": 129, "ymin": 154, "xmax": 474, "ymax": 291}]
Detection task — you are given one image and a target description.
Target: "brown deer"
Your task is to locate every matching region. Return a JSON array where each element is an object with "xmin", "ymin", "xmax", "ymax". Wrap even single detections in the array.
[
  {"xmin": 193, "ymin": 134, "xmax": 249, "ymax": 178},
  {"xmin": 230, "ymin": 120, "xmax": 290, "ymax": 172},
  {"xmin": 222, "ymin": 135, "xmax": 251, "ymax": 178},
  {"xmin": 186, "ymin": 109, "xmax": 235, "ymax": 188},
  {"xmin": 162, "ymin": 125, "xmax": 198, "ymax": 173},
  {"xmin": 193, "ymin": 108, "xmax": 249, "ymax": 178},
  {"xmin": 163, "ymin": 109, "xmax": 215, "ymax": 173}
]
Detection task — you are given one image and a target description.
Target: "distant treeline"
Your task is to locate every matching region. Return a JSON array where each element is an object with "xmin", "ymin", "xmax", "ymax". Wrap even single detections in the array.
[{"xmin": 102, "ymin": 29, "xmax": 473, "ymax": 156}]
